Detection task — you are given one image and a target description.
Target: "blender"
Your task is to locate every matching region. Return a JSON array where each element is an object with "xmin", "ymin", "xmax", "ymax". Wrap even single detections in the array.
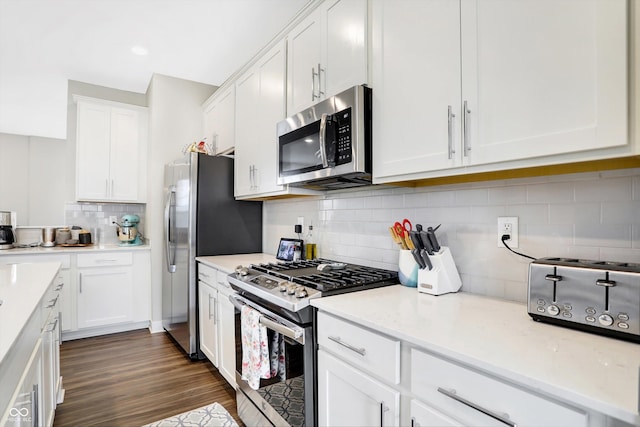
[
  {"xmin": 113, "ymin": 214, "xmax": 143, "ymax": 246},
  {"xmin": 0, "ymin": 211, "xmax": 15, "ymax": 250}
]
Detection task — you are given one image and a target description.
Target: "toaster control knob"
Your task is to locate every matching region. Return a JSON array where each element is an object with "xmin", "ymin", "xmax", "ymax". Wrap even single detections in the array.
[
  {"xmin": 287, "ymin": 284, "xmax": 297, "ymax": 295},
  {"xmin": 598, "ymin": 314, "xmax": 614, "ymax": 326},
  {"xmin": 546, "ymin": 305, "xmax": 560, "ymax": 316}
]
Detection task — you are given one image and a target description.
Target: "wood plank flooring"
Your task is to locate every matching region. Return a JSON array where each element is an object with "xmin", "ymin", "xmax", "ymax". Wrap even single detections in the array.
[{"xmin": 53, "ymin": 329, "xmax": 242, "ymax": 427}]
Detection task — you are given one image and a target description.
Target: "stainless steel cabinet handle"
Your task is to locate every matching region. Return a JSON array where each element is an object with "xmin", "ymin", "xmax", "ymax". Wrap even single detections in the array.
[
  {"xmin": 105, "ymin": 179, "xmax": 109, "ymax": 197},
  {"xmin": 111, "ymin": 179, "xmax": 115, "ymax": 197},
  {"xmin": 209, "ymin": 294, "xmax": 216, "ymax": 322},
  {"xmin": 58, "ymin": 312, "xmax": 63, "ymax": 342},
  {"xmin": 596, "ymin": 279, "xmax": 616, "ymax": 287},
  {"xmin": 164, "ymin": 188, "xmax": 177, "ymax": 273},
  {"xmin": 312, "ymin": 66, "xmax": 320, "ymax": 101},
  {"xmin": 47, "ymin": 317, "xmax": 59, "ymax": 333},
  {"xmin": 462, "ymin": 100, "xmax": 471, "ymax": 156},
  {"xmin": 79, "ymin": 273, "xmax": 82, "ymax": 293},
  {"xmin": 437, "ymin": 387, "xmax": 516, "ymax": 427},
  {"xmin": 46, "ymin": 294, "xmax": 59, "ymax": 308},
  {"xmin": 545, "ymin": 274, "xmax": 563, "ymax": 282},
  {"xmin": 447, "ymin": 105, "xmax": 456, "ymax": 159},
  {"xmin": 31, "ymin": 383, "xmax": 39, "ymax": 427},
  {"xmin": 328, "ymin": 335, "xmax": 366, "ymax": 356},
  {"xmin": 318, "ymin": 63, "xmax": 325, "ymax": 97},
  {"xmin": 380, "ymin": 402, "xmax": 386, "ymax": 427}
]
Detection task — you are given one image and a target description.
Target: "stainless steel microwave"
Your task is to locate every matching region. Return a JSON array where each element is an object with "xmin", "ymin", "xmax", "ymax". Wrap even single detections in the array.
[{"xmin": 276, "ymin": 85, "xmax": 372, "ymax": 190}]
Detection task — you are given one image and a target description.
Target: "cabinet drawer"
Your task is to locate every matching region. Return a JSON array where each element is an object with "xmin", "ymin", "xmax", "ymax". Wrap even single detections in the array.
[
  {"xmin": 198, "ymin": 263, "xmax": 216, "ymax": 285},
  {"xmin": 216, "ymin": 270, "xmax": 231, "ymax": 290},
  {"xmin": 411, "ymin": 349, "xmax": 587, "ymax": 427},
  {"xmin": 77, "ymin": 252, "xmax": 132, "ymax": 268},
  {"xmin": 317, "ymin": 311, "xmax": 400, "ymax": 384}
]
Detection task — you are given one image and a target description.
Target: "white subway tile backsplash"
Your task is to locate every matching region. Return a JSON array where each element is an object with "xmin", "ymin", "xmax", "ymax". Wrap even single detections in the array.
[
  {"xmin": 574, "ymin": 177, "xmax": 632, "ymax": 202},
  {"xmin": 526, "ymin": 182, "xmax": 574, "ymax": 203},
  {"xmin": 488, "ymin": 186, "xmax": 527, "ymax": 205},
  {"xmin": 264, "ymin": 169, "xmax": 640, "ymax": 303}
]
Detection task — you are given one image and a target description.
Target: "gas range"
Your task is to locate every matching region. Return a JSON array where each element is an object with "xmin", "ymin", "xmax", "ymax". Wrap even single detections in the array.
[{"xmin": 227, "ymin": 258, "xmax": 398, "ymax": 314}]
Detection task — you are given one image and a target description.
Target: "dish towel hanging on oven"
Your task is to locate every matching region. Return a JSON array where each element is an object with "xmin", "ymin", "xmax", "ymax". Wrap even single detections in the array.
[
  {"xmin": 270, "ymin": 332, "xmax": 286, "ymax": 381},
  {"xmin": 240, "ymin": 305, "xmax": 270, "ymax": 390}
]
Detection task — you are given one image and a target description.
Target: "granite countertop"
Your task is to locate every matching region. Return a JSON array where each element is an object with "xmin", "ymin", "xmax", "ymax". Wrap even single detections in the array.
[
  {"xmin": 196, "ymin": 253, "xmax": 278, "ymax": 273},
  {"xmin": 311, "ymin": 285, "xmax": 640, "ymax": 425},
  {"xmin": 0, "ymin": 262, "xmax": 61, "ymax": 363}
]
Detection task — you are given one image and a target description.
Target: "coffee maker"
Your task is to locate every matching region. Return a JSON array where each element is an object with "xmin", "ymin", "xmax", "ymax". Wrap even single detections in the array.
[{"xmin": 0, "ymin": 211, "xmax": 16, "ymax": 250}]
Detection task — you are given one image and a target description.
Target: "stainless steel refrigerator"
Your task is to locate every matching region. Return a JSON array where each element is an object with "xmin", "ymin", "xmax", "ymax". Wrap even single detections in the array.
[{"xmin": 162, "ymin": 152, "xmax": 262, "ymax": 359}]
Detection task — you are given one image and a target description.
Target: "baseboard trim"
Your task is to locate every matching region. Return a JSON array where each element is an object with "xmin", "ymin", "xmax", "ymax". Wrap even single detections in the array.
[{"xmin": 62, "ymin": 321, "xmax": 150, "ymax": 341}]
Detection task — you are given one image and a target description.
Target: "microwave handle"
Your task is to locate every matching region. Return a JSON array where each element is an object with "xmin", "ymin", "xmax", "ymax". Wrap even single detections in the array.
[{"xmin": 319, "ymin": 113, "xmax": 329, "ymax": 168}]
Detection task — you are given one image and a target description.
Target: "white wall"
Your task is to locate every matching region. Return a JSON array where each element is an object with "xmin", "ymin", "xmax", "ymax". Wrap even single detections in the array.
[
  {"xmin": 146, "ymin": 74, "xmax": 216, "ymax": 325},
  {"xmin": 0, "ymin": 133, "xmax": 69, "ymax": 225},
  {"xmin": 263, "ymin": 168, "xmax": 640, "ymax": 303}
]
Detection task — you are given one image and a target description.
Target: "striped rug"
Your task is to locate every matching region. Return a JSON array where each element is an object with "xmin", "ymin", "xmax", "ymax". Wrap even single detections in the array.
[{"xmin": 142, "ymin": 402, "xmax": 238, "ymax": 427}]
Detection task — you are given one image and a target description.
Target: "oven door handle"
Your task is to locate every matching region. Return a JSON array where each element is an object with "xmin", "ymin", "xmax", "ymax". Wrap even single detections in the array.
[{"xmin": 229, "ymin": 295, "xmax": 305, "ymax": 344}]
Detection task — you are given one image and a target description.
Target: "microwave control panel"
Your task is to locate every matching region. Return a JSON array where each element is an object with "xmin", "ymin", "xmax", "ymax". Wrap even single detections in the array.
[{"xmin": 334, "ymin": 108, "xmax": 352, "ymax": 165}]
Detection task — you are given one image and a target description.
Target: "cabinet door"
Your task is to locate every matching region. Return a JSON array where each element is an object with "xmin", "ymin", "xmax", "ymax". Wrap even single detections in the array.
[
  {"xmin": 108, "ymin": 107, "xmax": 140, "ymax": 201},
  {"xmin": 287, "ymin": 9, "xmax": 322, "ymax": 115},
  {"xmin": 205, "ymin": 87, "xmax": 235, "ymax": 155},
  {"xmin": 322, "ymin": 0, "xmax": 368, "ymax": 97},
  {"xmin": 318, "ymin": 349, "xmax": 399, "ymax": 427},
  {"xmin": 41, "ymin": 312, "xmax": 59, "ymax": 427},
  {"xmin": 198, "ymin": 281, "xmax": 218, "ymax": 367},
  {"xmin": 461, "ymin": 0, "xmax": 627, "ymax": 165},
  {"xmin": 217, "ymin": 288, "xmax": 236, "ymax": 388},
  {"xmin": 1, "ymin": 340, "xmax": 42, "ymax": 427},
  {"xmin": 411, "ymin": 399, "xmax": 463, "ymax": 427},
  {"xmin": 76, "ymin": 102, "xmax": 111, "ymax": 200},
  {"xmin": 235, "ymin": 40, "xmax": 287, "ymax": 197},
  {"xmin": 77, "ymin": 268, "xmax": 133, "ymax": 329},
  {"xmin": 372, "ymin": 0, "xmax": 462, "ymax": 180}
]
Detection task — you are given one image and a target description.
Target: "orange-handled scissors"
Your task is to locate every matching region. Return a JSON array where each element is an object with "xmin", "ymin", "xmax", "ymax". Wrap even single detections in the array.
[{"xmin": 393, "ymin": 218, "xmax": 412, "ymax": 238}]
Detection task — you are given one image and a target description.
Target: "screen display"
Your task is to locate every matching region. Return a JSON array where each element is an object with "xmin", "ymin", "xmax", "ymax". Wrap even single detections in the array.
[{"xmin": 276, "ymin": 238, "xmax": 303, "ymax": 261}]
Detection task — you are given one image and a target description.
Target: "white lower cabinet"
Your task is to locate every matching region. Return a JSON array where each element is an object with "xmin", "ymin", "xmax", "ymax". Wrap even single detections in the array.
[
  {"xmin": 318, "ymin": 350, "xmax": 400, "ymax": 426},
  {"xmin": 198, "ymin": 279, "xmax": 219, "ymax": 367},
  {"xmin": 197, "ymin": 262, "xmax": 237, "ymax": 388},
  {"xmin": 4, "ymin": 341, "xmax": 43, "ymax": 427},
  {"xmin": 410, "ymin": 349, "xmax": 587, "ymax": 427},
  {"xmin": 77, "ymin": 252, "xmax": 134, "ymax": 329},
  {"xmin": 316, "ymin": 309, "xmax": 600, "ymax": 427}
]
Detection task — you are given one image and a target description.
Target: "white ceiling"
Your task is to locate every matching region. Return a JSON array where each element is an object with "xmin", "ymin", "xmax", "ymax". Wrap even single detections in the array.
[{"xmin": 0, "ymin": 0, "xmax": 309, "ymax": 139}]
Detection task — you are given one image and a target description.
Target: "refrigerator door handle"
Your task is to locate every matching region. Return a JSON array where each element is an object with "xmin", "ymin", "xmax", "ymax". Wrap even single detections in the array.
[{"xmin": 164, "ymin": 187, "xmax": 177, "ymax": 273}]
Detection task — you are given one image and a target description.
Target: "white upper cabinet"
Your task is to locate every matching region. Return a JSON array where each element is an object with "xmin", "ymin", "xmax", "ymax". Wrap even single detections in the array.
[
  {"xmin": 287, "ymin": 0, "xmax": 368, "ymax": 115},
  {"xmin": 372, "ymin": 0, "xmax": 629, "ymax": 183},
  {"xmin": 75, "ymin": 96, "xmax": 148, "ymax": 202},
  {"xmin": 202, "ymin": 86, "xmax": 235, "ymax": 155},
  {"xmin": 235, "ymin": 40, "xmax": 287, "ymax": 198}
]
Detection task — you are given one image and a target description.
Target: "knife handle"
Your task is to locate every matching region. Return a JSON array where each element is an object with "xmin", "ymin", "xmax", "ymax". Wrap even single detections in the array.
[
  {"xmin": 420, "ymin": 249, "xmax": 433, "ymax": 270},
  {"xmin": 411, "ymin": 248, "xmax": 426, "ymax": 269},
  {"xmin": 419, "ymin": 231, "xmax": 434, "ymax": 255},
  {"xmin": 427, "ymin": 228, "xmax": 441, "ymax": 252}
]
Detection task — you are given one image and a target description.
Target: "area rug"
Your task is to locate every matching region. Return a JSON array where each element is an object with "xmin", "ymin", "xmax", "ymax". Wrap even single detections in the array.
[{"xmin": 142, "ymin": 402, "xmax": 239, "ymax": 427}]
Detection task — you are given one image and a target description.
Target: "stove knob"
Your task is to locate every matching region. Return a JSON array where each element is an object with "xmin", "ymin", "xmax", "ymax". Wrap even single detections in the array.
[
  {"xmin": 546, "ymin": 305, "xmax": 560, "ymax": 316},
  {"xmin": 287, "ymin": 284, "xmax": 297, "ymax": 295},
  {"xmin": 295, "ymin": 287, "xmax": 308, "ymax": 299},
  {"xmin": 235, "ymin": 265, "xmax": 249, "ymax": 276},
  {"xmin": 598, "ymin": 313, "xmax": 614, "ymax": 326}
]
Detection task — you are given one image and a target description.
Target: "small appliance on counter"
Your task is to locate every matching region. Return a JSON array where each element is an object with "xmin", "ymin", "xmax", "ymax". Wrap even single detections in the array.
[
  {"xmin": 0, "ymin": 211, "xmax": 15, "ymax": 250},
  {"xmin": 528, "ymin": 257, "xmax": 640, "ymax": 343},
  {"xmin": 113, "ymin": 214, "xmax": 143, "ymax": 246}
]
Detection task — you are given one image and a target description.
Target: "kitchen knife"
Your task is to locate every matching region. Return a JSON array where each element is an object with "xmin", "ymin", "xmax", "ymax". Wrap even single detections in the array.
[
  {"xmin": 409, "ymin": 231, "xmax": 423, "ymax": 251},
  {"xmin": 419, "ymin": 231, "xmax": 434, "ymax": 255},
  {"xmin": 427, "ymin": 227, "xmax": 441, "ymax": 252},
  {"xmin": 420, "ymin": 249, "xmax": 433, "ymax": 270},
  {"xmin": 411, "ymin": 248, "xmax": 426, "ymax": 269}
]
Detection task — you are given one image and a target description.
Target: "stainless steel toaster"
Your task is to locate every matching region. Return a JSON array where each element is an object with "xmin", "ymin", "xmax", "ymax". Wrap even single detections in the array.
[{"xmin": 528, "ymin": 257, "xmax": 639, "ymax": 343}]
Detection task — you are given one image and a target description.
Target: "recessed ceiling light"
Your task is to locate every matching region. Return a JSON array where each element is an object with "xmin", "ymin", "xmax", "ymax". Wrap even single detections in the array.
[{"xmin": 131, "ymin": 45, "xmax": 149, "ymax": 56}]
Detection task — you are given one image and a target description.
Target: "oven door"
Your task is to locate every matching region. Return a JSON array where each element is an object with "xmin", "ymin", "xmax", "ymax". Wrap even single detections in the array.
[{"xmin": 230, "ymin": 294, "xmax": 315, "ymax": 427}]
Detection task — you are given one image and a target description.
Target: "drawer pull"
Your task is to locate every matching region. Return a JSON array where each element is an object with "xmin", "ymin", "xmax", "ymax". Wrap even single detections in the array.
[
  {"xmin": 544, "ymin": 274, "xmax": 562, "ymax": 282},
  {"xmin": 596, "ymin": 279, "xmax": 616, "ymax": 287},
  {"xmin": 328, "ymin": 335, "xmax": 366, "ymax": 356},
  {"xmin": 437, "ymin": 387, "xmax": 516, "ymax": 427}
]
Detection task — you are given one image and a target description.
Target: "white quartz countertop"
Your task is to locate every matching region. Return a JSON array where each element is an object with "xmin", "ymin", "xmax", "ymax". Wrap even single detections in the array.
[
  {"xmin": 312, "ymin": 285, "xmax": 640, "ymax": 425},
  {"xmin": 0, "ymin": 243, "xmax": 150, "ymax": 256},
  {"xmin": 196, "ymin": 253, "xmax": 278, "ymax": 273},
  {"xmin": 0, "ymin": 262, "xmax": 60, "ymax": 364}
]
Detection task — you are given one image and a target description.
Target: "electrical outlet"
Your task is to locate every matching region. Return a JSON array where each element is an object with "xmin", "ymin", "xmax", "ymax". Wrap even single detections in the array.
[
  {"xmin": 109, "ymin": 216, "xmax": 118, "ymax": 226},
  {"xmin": 497, "ymin": 216, "xmax": 519, "ymax": 248}
]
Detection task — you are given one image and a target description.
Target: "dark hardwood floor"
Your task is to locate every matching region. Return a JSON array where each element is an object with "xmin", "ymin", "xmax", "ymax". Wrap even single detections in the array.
[{"xmin": 53, "ymin": 329, "xmax": 242, "ymax": 427}]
